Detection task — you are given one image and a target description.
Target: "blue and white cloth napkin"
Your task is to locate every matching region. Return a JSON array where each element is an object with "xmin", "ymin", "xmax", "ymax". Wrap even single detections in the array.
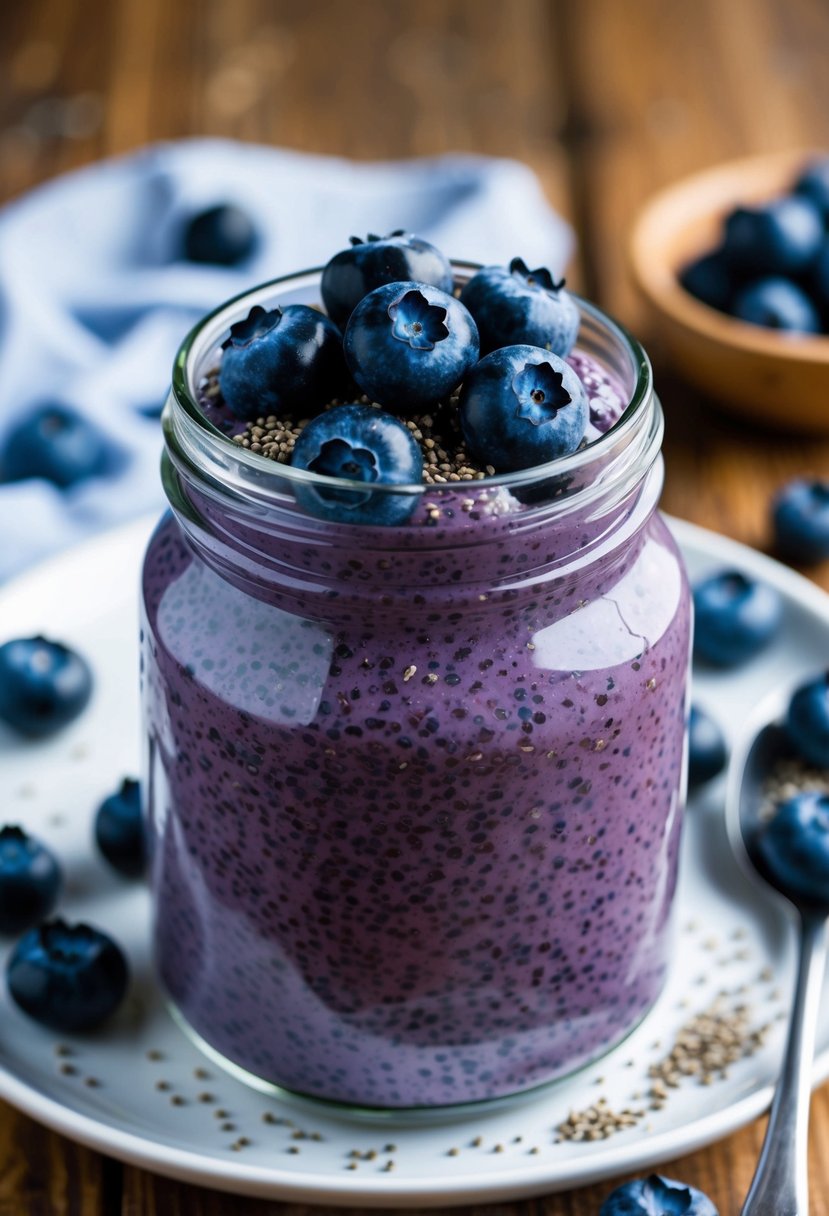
[{"xmin": 0, "ymin": 138, "xmax": 573, "ymax": 580}]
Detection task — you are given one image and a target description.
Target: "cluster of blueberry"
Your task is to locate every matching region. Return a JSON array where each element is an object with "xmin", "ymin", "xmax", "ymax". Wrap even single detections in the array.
[
  {"xmin": 0, "ymin": 637, "xmax": 143, "ymax": 1031},
  {"xmin": 217, "ymin": 232, "xmax": 585, "ymax": 525},
  {"xmin": 681, "ymin": 158, "xmax": 829, "ymax": 333}
]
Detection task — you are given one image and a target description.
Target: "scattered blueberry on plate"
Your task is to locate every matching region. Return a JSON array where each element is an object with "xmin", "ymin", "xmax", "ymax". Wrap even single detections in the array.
[
  {"xmin": 600, "ymin": 1173, "xmax": 718, "ymax": 1215},
  {"xmin": 94, "ymin": 778, "xmax": 146, "ymax": 878},
  {"xmin": 459, "ymin": 344, "xmax": 589, "ymax": 471},
  {"xmin": 344, "ymin": 281, "xmax": 479, "ymax": 413},
  {"xmin": 785, "ymin": 671, "xmax": 829, "ymax": 767},
  {"xmin": 688, "ymin": 704, "xmax": 728, "ymax": 789},
  {"xmin": 219, "ymin": 303, "xmax": 347, "ymax": 421},
  {"xmin": 1, "ymin": 405, "xmax": 115, "ymax": 489},
  {"xmin": 692, "ymin": 570, "xmax": 782, "ymax": 668},
  {"xmin": 756, "ymin": 790, "xmax": 829, "ymax": 904},
  {"xmin": 321, "ymin": 232, "xmax": 454, "ymax": 330},
  {"xmin": 182, "ymin": 203, "xmax": 259, "ymax": 267},
  {"xmin": 772, "ymin": 478, "xmax": 829, "ymax": 564},
  {"xmin": 290, "ymin": 403, "xmax": 422, "ymax": 525},
  {"xmin": 0, "ymin": 827, "xmax": 62, "ymax": 935},
  {"xmin": 459, "ymin": 258, "xmax": 580, "ymax": 357},
  {"xmin": 0, "ymin": 636, "xmax": 93, "ymax": 738},
  {"xmin": 7, "ymin": 918, "xmax": 129, "ymax": 1032}
]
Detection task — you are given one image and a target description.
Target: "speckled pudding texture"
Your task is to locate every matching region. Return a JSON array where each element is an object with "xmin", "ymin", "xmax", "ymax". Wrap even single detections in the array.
[{"xmin": 141, "ymin": 299, "xmax": 692, "ymax": 1109}]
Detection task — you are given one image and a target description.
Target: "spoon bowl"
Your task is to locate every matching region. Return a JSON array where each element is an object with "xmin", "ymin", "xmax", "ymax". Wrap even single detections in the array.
[{"xmin": 726, "ymin": 684, "xmax": 829, "ymax": 1216}]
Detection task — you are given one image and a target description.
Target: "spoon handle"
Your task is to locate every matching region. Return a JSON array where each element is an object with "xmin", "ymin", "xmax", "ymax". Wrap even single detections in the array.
[{"xmin": 741, "ymin": 914, "xmax": 827, "ymax": 1216}]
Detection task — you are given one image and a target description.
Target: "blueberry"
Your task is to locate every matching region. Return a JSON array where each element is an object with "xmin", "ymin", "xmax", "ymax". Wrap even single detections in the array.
[
  {"xmin": 731, "ymin": 277, "xmax": 820, "ymax": 333},
  {"xmin": 459, "ymin": 258, "xmax": 580, "ymax": 356},
  {"xmin": 678, "ymin": 249, "xmax": 735, "ymax": 313},
  {"xmin": 0, "ymin": 827, "xmax": 62, "ymax": 935},
  {"xmin": 290, "ymin": 404, "xmax": 422, "ymax": 525},
  {"xmin": 2, "ymin": 405, "xmax": 115, "ymax": 489},
  {"xmin": 343, "ymin": 281, "xmax": 479, "ymax": 414},
  {"xmin": 0, "ymin": 636, "xmax": 93, "ymax": 738},
  {"xmin": 219, "ymin": 304, "xmax": 347, "ymax": 421},
  {"xmin": 600, "ymin": 1174, "xmax": 718, "ymax": 1215},
  {"xmin": 6, "ymin": 918, "xmax": 129, "ymax": 1033},
  {"xmin": 94, "ymin": 778, "xmax": 146, "ymax": 878},
  {"xmin": 723, "ymin": 196, "xmax": 823, "ymax": 275},
  {"xmin": 756, "ymin": 791, "xmax": 829, "ymax": 904},
  {"xmin": 785, "ymin": 672, "xmax": 829, "ymax": 767},
  {"xmin": 321, "ymin": 232, "xmax": 453, "ymax": 330},
  {"xmin": 182, "ymin": 203, "xmax": 258, "ymax": 266},
  {"xmin": 772, "ymin": 478, "xmax": 829, "ymax": 564},
  {"xmin": 692, "ymin": 570, "xmax": 782, "ymax": 668},
  {"xmin": 793, "ymin": 158, "xmax": 829, "ymax": 220},
  {"xmin": 458, "ymin": 344, "xmax": 589, "ymax": 472},
  {"xmin": 809, "ymin": 236, "xmax": 829, "ymax": 312},
  {"xmin": 688, "ymin": 704, "xmax": 728, "ymax": 789}
]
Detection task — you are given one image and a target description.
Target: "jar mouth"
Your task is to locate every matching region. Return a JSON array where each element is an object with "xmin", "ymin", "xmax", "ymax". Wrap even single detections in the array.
[{"xmin": 168, "ymin": 262, "xmax": 656, "ymax": 506}]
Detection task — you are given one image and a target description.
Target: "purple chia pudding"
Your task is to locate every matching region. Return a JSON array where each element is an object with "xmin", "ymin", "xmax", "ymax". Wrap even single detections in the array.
[{"xmin": 140, "ymin": 266, "xmax": 692, "ymax": 1109}]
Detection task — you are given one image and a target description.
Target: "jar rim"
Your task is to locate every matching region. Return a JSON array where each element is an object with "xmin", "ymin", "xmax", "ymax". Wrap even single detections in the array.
[{"xmin": 168, "ymin": 262, "xmax": 656, "ymax": 502}]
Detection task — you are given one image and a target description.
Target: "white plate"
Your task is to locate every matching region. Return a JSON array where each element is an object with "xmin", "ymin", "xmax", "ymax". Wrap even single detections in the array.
[{"xmin": 0, "ymin": 514, "xmax": 826, "ymax": 1208}]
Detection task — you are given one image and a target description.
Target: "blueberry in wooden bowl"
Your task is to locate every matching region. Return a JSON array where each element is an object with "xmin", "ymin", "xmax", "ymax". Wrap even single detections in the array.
[{"xmin": 629, "ymin": 149, "xmax": 829, "ymax": 433}]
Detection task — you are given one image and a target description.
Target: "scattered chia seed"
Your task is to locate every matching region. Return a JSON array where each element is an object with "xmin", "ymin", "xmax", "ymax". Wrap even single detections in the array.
[
  {"xmin": 155, "ymin": 1080, "xmax": 170, "ymax": 1091},
  {"xmin": 54, "ymin": 1044, "xmax": 72, "ymax": 1057},
  {"xmin": 759, "ymin": 755, "xmax": 829, "ymax": 821},
  {"xmin": 170, "ymin": 1094, "xmax": 186, "ymax": 1106},
  {"xmin": 59, "ymin": 1063, "xmax": 77, "ymax": 1076},
  {"xmin": 84, "ymin": 1077, "xmax": 101, "ymax": 1088},
  {"xmin": 198, "ymin": 1092, "xmax": 215, "ymax": 1103},
  {"xmin": 146, "ymin": 1049, "xmax": 164, "ymax": 1061}
]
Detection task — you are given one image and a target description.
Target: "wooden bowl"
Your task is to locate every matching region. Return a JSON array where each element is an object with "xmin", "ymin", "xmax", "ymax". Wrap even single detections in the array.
[{"xmin": 629, "ymin": 149, "xmax": 829, "ymax": 432}]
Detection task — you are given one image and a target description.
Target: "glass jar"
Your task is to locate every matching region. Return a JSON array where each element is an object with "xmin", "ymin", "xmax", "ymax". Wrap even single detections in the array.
[{"xmin": 140, "ymin": 267, "xmax": 691, "ymax": 1110}]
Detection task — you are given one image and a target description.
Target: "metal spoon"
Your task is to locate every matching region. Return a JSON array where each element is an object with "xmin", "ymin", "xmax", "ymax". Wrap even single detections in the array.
[{"xmin": 726, "ymin": 687, "xmax": 829, "ymax": 1216}]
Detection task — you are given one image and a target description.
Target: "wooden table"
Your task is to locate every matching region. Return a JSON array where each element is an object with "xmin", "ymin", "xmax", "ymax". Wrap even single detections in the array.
[{"xmin": 3, "ymin": 0, "xmax": 829, "ymax": 1211}]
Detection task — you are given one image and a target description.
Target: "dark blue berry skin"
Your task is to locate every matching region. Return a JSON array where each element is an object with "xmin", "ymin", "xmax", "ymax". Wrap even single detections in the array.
[
  {"xmin": 343, "ymin": 281, "xmax": 479, "ymax": 415},
  {"xmin": 688, "ymin": 704, "xmax": 728, "ymax": 789},
  {"xmin": 773, "ymin": 479, "xmax": 829, "ymax": 564},
  {"xmin": 2, "ymin": 405, "xmax": 115, "ymax": 490},
  {"xmin": 692, "ymin": 570, "xmax": 782, "ymax": 668},
  {"xmin": 723, "ymin": 197, "xmax": 823, "ymax": 275},
  {"xmin": 458, "ymin": 344, "xmax": 589, "ymax": 472},
  {"xmin": 290, "ymin": 404, "xmax": 422, "ymax": 526},
  {"xmin": 459, "ymin": 258, "xmax": 580, "ymax": 357},
  {"xmin": 809, "ymin": 237, "xmax": 829, "ymax": 312},
  {"xmin": 731, "ymin": 277, "xmax": 821, "ymax": 333},
  {"xmin": 6, "ymin": 918, "xmax": 129, "ymax": 1033},
  {"xmin": 182, "ymin": 203, "xmax": 259, "ymax": 266},
  {"xmin": 756, "ymin": 791, "xmax": 829, "ymax": 905},
  {"xmin": 600, "ymin": 1173, "xmax": 718, "ymax": 1216},
  {"xmin": 0, "ymin": 637, "xmax": 93, "ymax": 738},
  {"xmin": 94, "ymin": 779, "xmax": 146, "ymax": 878},
  {"xmin": 321, "ymin": 232, "xmax": 454, "ymax": 330},
  {"xmin": 0, "ymin": 827, "xmax": 62, "ymax": 935},
  {"xmin": 786, "ymin": 673, "xmax": 829, "ymax": 767},
  {"xmin": 679, "ymin": 249, "xmax": 736, "ymax": 313},
  {"xmin": 794, "ymin": 158, "xmax": 829, "ymax": 221},
  {"xmin": 219, "ymin": 304, "xmax": 347, "ymax": 421}
]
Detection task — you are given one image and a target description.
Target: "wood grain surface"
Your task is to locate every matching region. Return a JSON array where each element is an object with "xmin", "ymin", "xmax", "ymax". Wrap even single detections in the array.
[{"xmin": 2, "ymin": 1, "xmax": 829, "ymax": 1211}]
